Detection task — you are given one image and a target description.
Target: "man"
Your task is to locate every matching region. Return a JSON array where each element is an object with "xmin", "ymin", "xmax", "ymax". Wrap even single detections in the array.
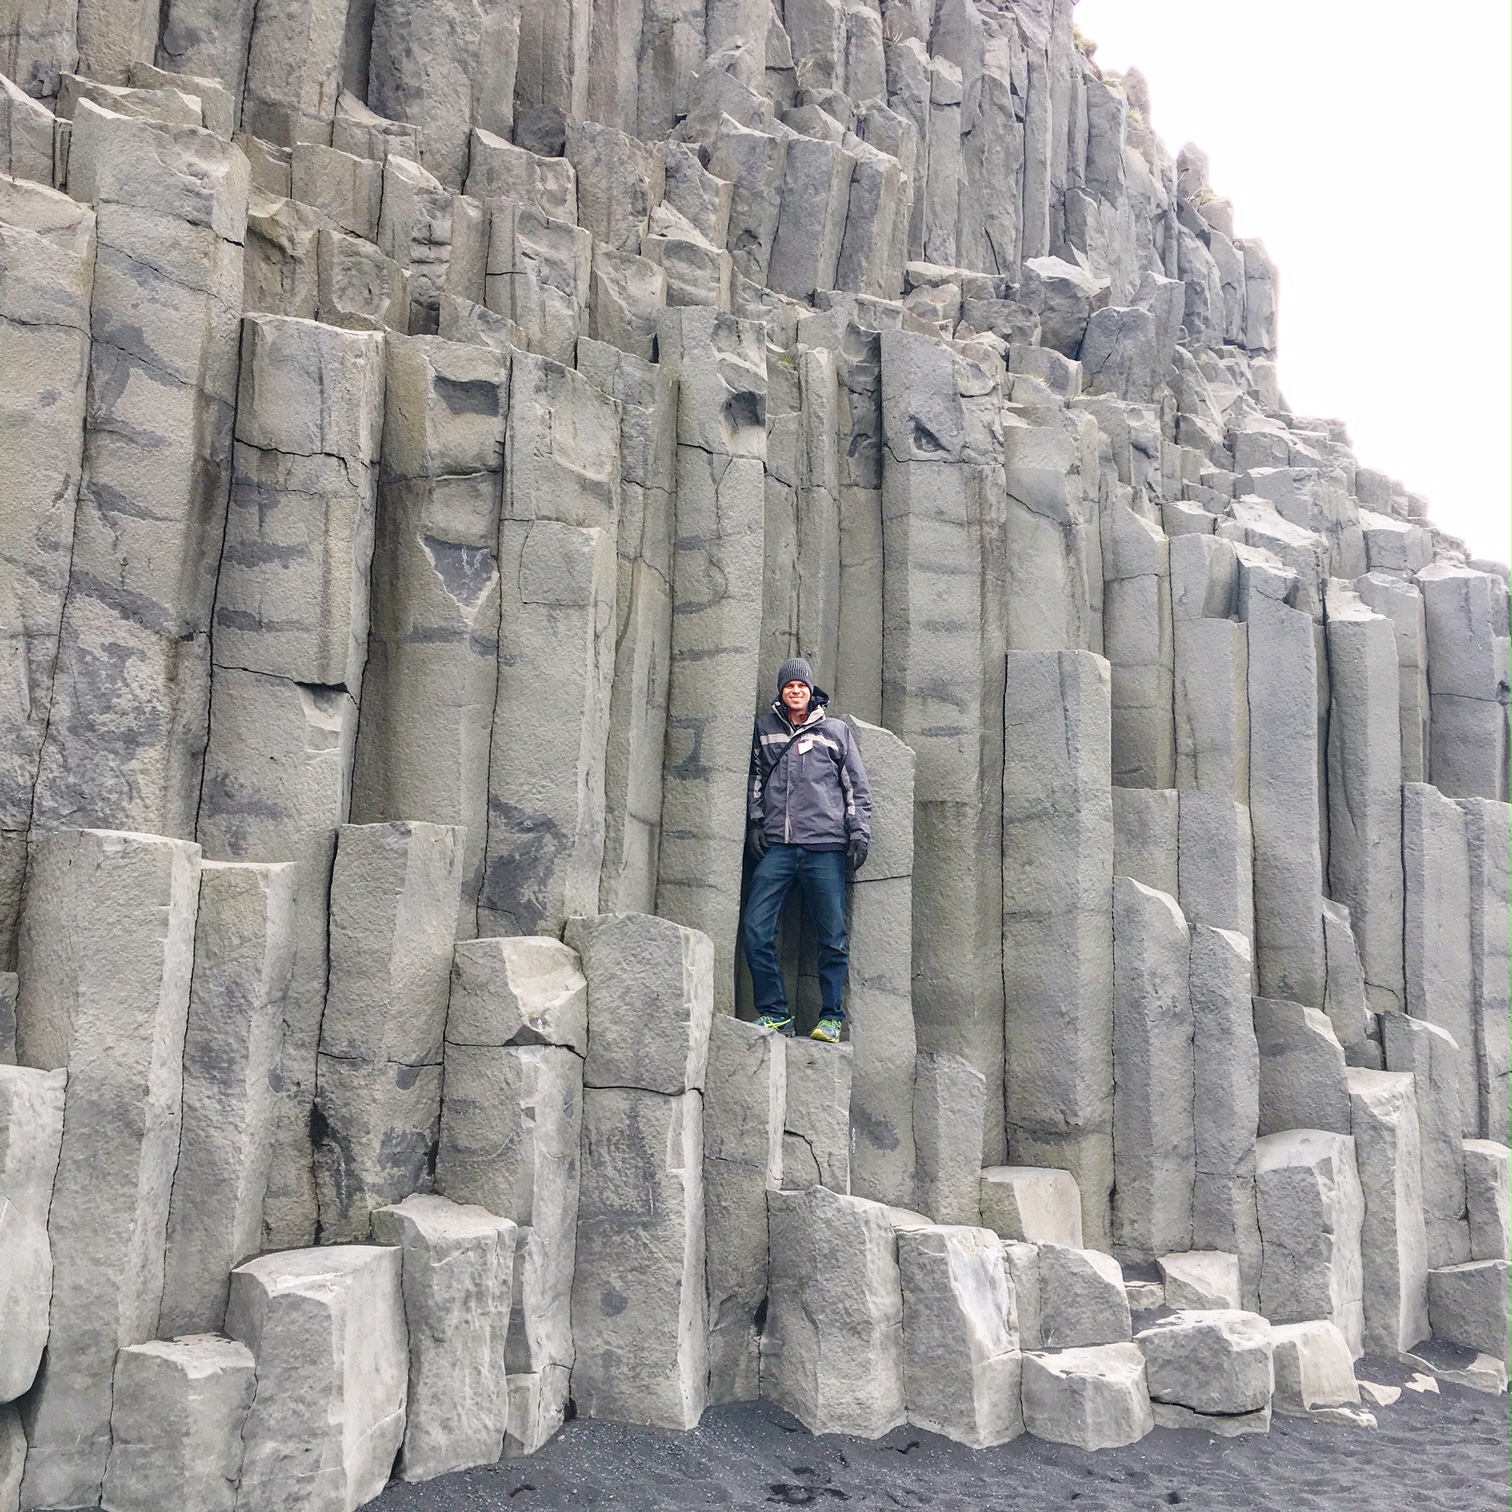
[{"xmin": 744, "ymin": 657, "xmax": 870, "ymax": 1043}]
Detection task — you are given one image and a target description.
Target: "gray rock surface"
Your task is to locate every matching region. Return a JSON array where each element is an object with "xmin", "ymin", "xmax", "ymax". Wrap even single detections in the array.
[
  {"xmin": 1253, "ymin": 996, "xmax": 1351, "ymax": 1138},
  {"xmin": 227, "ymin": 1245, "xmax": 409, "ymax": 1511},
  {"xmin": 897, "ymin": 1224, "xmax": 1022, "ymax": 1448},
  {"xmin": 315, "ymin": 820, "xmax": 466, "ymax": 1241},
  {"xmin": 0, "ymin": 1065, "xmax": 65, "ymax": 1403},
  {"xmin": 1427, "ymin": 1260, "xmax": 1510, "ymax": 1364},
  {"xmin": 567, "ymin": 912, "xmax": 713, "ymax": 1095},
  {"xmin": 763, "ymin": 1186, "xmax": 905, "ymax": 1438},
  {"xmin": 782, "ymin": 1038, "xmax": 851, "ymax": 1194},
  {"xmin": 1463, "ymin": 1139, "xmax": 1511, "ymax": 1261},
  {"xmin": 653, "ymin": 310, "xmax": 767, "ymax": 1017},
  {"xmin": 1020, "ymin": 1343, "xmax": 1153, "ymax": 1451},
  {"xmin": 1136, "ymin": 1309, "xmax": 1273, "ymax": 1417},
  {"xmin": 1269, "ymin": 1319, "xmax": 1360, "ymax": 1414},
  {"xmin": 1158, "ymin": 1252, "xmax": 1242, "ymax": 1312},
  {"xmin": 1347, "ymin": 1068, "xmax": 1430, "ymax": 1355},
  {"xmin": 704, "ymin": 1016, "xmax": 785, "ymax": 1405},
  {"xmin": 1255, "ymin": 1129, "xmax": 1365, "ymax": 1359},
  {"xmin": 842, "ymin": 716, "xmax": 918, "ymax": 1209},
  {"xmin": 979, "ymin": 1167, "xmax": 1083, "ymax": 1248},
  {"xmin": 1112, "ymin": 876, "xmax": 1193, "ymax": 1260},
  {"xmin": 160, "ymin": 860, "xmax": 294, "ymax": 1337},
  {"xmin": 371, "ymin": 1194, "xmax": 517, "ymax": 1481},
  {"xmin": 1037, "ymin": 1245, "xmax": 1130, "ymax": 1349},
  {"xmin": 0, "ymin": 0, "xmax": 1504, "ymax": 1489},
  {"xmin": 1189, "ymin": 925, "xmax": 1262, "ymax": 1307},
  {"xmin": 572, "ymin": 1085, "xmax": 709, "ymax": 1428},
  {"xmin": 1382, "ymin": 1012, "xmax": 1472, "ymax": 1268},
  {"xmin": 102, "ymin": 1336, "xmax": 254, "ymax": 1512},
  {"xmin": 912, "ymin": 1050, "xmax": 983, "ymax": 1224},
  {"xmin": 435, "ymin": 1030, "xmax": 582, "ymax": 1441},
  {"xmin": 1002, "ymin": 650, "xmax": 1114, "ymax": 1249},
  {"xmin": 15, "ymin": 829, "xmax": 200, "ymax": 1510}
]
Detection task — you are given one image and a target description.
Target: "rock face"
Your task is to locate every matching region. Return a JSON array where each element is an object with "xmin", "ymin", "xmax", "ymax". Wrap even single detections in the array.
[
  {"xmin": 160, "ymin": 859, "xmax": 294, "ymax": 1336},
  {"xmin": 370, "ymin": 1195, "xmax": 516, "ymax": 1482},
  {"xmin": 102, "ymin": 1336, "xmax": 255, "ymax": 1512},
  {"xmin": 0, "ymin": 0, "xmax": 1506, "ymax": 1498},
  {"xmin": 0, "ymin": 1064, "xmax": 65, "ymax": 1403},
  {"xmin": 763, "ymin": 1186, "xmax": 905, "ymax": 1438},
  {"xmin": 15, "ymin": 830, "xmax": 200, "ymax": 1510},
  {"xmin": 897, "ymin": 1224, "xmax": 1022, "ymax": 1448},
  {"xmin": 226, "ymin": 1245, "xmax": 408, "ymax": 1511},
  {"xmin": 1020, "ymin": 1344, "xmax": 1153, "ymax": 1451}
]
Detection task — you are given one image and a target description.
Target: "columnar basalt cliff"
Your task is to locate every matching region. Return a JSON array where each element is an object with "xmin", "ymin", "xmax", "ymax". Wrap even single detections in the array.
[{"xmin": 0, "ymin": 0, "xmax": 1507, "ymax": 1504}]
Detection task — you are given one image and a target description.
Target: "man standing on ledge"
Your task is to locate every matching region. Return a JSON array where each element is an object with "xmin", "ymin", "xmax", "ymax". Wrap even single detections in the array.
[{"xmin": 744, "ymin": 658, "xmax": 871, "ymax": 1043}]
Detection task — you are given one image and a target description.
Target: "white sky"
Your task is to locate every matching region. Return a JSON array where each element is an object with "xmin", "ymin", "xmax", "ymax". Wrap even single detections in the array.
[{"xmin": 1073, "ymin": 0, "xmax": 1511, "ymax": 564}]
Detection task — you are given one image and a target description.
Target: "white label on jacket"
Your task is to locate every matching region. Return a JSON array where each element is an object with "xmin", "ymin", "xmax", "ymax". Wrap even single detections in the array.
[{"xmin": 797, "ymin": 737, "xmax": 814, "ymax": 754}]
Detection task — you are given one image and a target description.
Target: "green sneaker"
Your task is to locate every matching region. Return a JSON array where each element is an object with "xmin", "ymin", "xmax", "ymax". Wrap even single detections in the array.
[
  {"xmin": 756, "ymin": 1011, "xmax": 795, "ymax": 1035},
  {"xmin": 810, "ymin": 1016, "xmax": 844, "ymax": 1044}
]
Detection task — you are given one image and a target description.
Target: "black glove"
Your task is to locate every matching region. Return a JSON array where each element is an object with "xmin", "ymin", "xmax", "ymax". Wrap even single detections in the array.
[
  {"xmin": 748, "ymin": 822, "xmax": 770, "ymax": 859},
  {"xmin": 846, "ymin": 838, "xmax": 869, "ymax": 872}
]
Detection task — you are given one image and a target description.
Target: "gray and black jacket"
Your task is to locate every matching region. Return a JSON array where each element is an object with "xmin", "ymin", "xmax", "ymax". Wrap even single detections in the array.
[{"xmin": 747, "ymin": 690, "xmax": 871, "ymax": 850}]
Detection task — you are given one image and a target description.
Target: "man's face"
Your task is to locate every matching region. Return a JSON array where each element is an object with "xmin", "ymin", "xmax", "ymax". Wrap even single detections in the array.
[{"xmin": 782, "ymin": 680, "xmax": 811, "ymax": 717}]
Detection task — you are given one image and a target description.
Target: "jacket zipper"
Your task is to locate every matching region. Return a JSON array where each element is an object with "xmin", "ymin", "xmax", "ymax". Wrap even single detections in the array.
[{"xmin": 781, "ymin": 708, "xmax": 817, "ymax": 844}]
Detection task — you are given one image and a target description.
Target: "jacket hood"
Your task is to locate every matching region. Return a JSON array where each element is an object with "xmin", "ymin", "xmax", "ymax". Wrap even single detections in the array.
[{"xmin": 771, "ymin": 685, "xmax": 829, "ymax": 722}]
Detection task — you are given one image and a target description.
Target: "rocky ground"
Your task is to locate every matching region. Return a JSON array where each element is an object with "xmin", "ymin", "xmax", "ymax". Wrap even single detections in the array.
[{"xmin": 374, "ymin": 1367, "xmax": 1509, "ymax": 1512}]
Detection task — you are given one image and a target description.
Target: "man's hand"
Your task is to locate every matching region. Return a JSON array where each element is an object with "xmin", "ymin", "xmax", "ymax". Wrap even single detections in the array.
[
  {"xmin": 748, "ymin": 822, "xmax": 770, "ymax": 859},
  {"xmin": 846, "ymin": 838, "xmax": 868, "ymax": 872}
]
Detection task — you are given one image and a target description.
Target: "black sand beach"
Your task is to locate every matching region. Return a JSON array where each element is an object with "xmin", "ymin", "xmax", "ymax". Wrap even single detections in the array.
[{"xmin": 373, "ymin": 1363, "xmax": 1509, "ymax": 1512}]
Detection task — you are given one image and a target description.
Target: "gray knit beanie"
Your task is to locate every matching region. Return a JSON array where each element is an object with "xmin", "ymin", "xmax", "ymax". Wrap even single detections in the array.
[{"xmin": 776, "ymin": 657, "xmax": 813, "ymax": 694}]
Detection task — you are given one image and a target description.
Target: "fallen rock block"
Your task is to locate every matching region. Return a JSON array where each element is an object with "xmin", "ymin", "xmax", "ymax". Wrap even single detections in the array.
[
  {"xmin": 897, "ymin": 1224, "xmax": 1022, "ymax": 1448},
  {"xmin": 1463, "ymin": 1139, "xmax": 1510, "ymax": 1261},
  {"xmin": 0, "ymin": 1065, "xmax": 65, "ymax": 1403},
  {"xmin": 1269, "ymin": 1320, "xmax": 1360, "ymax": 1415},
  {"xmin": 762, "ymin": 1186, "xmax": 905, "ymax": 1438},
  {"xmin": 371, "ymin": 1194, "xmax": 516, "ymax": 1481},
  {"xmin": 1021, "ymin": 1344, "xmax": 1153, "ymax": 1450},
  {"xmin": 1397, "ymin": 1342, "xmax": 1505, "ymax": 1397},
  {"xmin": 1255, "ymin": 1129, "xmax": 1364, "ymax": 1357},
  {"xmin": 1158, "ymin": 1251, "xmax": 1241, "ymax": 1311},
  {"xmin": 226, "ymin": 1245, "xmax": 408, "ymax": 1512},
  {"xmin": 1427, "ymin": 1260, "xmax": 1510, "ymax": 1364},
  {"xmin": 1136, "ymin": 1309, "xmax": 1273, "ymax": 1425},
  {"xmin": 1038, "ymin": 1245, "xmax": 1131, "ymax": 1348},
  {"xmin": 980, "ymin": 1166, "xmax": 1083, "ymax": 1247},
  {"xmin": 102, "ymin": 1336, "xmax": 255, "ymax": 1512},
  {"xmin": 505, "ymin": 1367, "xmax": 570, "ymax": 1459},
  {"xmin": 1347, "ymin": 1068, "xmax": 1430, "ymax": 1356}
]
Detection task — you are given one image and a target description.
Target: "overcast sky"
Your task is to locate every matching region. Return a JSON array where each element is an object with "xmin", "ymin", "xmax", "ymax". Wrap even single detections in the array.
[{"xmin": 1073, "ymin": 0, "xmax": 1511, "ymax": 564}]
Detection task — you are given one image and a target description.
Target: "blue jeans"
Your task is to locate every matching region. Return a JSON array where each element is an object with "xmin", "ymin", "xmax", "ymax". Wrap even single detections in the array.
[{"xmin": 743, "ymin": 844, "xmax": 848, "ymax": 1020}]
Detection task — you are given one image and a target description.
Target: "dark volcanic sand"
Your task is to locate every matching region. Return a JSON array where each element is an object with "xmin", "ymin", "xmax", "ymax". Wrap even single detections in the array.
[{"xmin": 373, "ymin": 1359, "xmax": 1509, "ymax": 1512}]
